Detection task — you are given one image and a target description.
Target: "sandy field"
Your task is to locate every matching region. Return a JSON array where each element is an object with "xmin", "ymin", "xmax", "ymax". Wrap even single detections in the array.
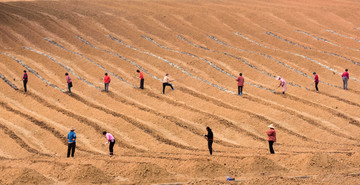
[{"xmin": 0, "ymin": 0, "xmax": 359, "ymax": 184}]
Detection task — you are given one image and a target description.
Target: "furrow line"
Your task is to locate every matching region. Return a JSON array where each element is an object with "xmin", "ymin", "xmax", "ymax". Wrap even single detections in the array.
[
  {"xmin": 107, "ymin": 92, "xmax": 242, "ymax": 149},
  {"xmin": 45, "ymin": 38, "xmax": 137, "ymax": 87},
  {"xmin": 210, "ymin": 34, "xmax": 340, "ymax": 91},
  {"xmin": 44, "ymin": 38, "xmax": 234, "ymax": 148},
  {"xmin": 265, "ymin": 31, "xmax": 312, "ymax": 49},
  {"xmin": 296, "ymin": 30, "xmax": 345, "ymax": 48},
  {"xmin": 139, "ymin": 35, "xmax": 274, "ymax": 93},
  {"xmin": 320, "ymin": 92, "xmax": 360, "ymax": 108},
  {"xmin": 0, "ymin": 72, "xmax": 18, "ymax": 90},
  {"xmin": 107, "ymin": 37, "xmax": 278, "ymax": 141},
  {"xmin": 244, "ymin": 94, "xmax": 360, "ymax": 137},
  {"xmin": 236, "ymin": 32, "xmax": 360, "ymax": 70},
  {"xmin": 292, "ymin": 52, "xmax": 360, "ymax": 82},
  {"xmin": 178, "ymin": 35, "xmax": 278, "ymax": 92},
  {"xmin": 76, "ymin": 35, "xmax": 161, "ymax": 82},
  {"xmin": 108, "ymin": 34, "xmax": 235, "ymax": 94},
  {"xmin": 181, "ymin": 35, "xmax": 310, "ymax": 91},
  {"xmin": 325, "ymin": 29, "xmax": 360, "ymax": 42},
  {"xmin": 70, "ymin": 37, "xmax": 240, "ymax": 146},
  {"xmin": 283, "ymin": 94, "xmax": 360, "ymax": 128},
  {"xmin": 233, "ymin": 32, "xmax": 270, "ymax": 48},
  {"xmin": 208, "ymin": 34, "xmax": 344, "ymax": 88},
  {"xmin": 123, "ymin": 34, "xmax": 359, "ymax": 139},
  {"xmin": 107, "ymin": 35, "xmax": 318, "ymax": 142},
  {"xmin": 0, "ymin": 52, "xmax": 66, "ymax": 92},
  {"xmin": 297, "ymin": 29, "xmax": 360, "ymax": 61},
  {"xmin": 0, "ymin": 121, "xmax": 47, "ymax": 156},
  {"xmin": 178, "ymin": 87, "xmax": 313, "ymax": 142},
  {"xmin": 320, "ymin": 51, "xmax": 360, "ymax": 66},
  {"xmin": 23, "ymin": 47, "xmax": 103, "ymax": 91},
  {"xmin": 28, "ymin": 39, "xmax": 210, "ymax": 151},
  {"xmin": 28, "ymin": 92, "xmax": 143, "ymax": 152},
  {"xmin": 177, "ymin": 35, "xmax": 210, "ymax": 50},
  {"xmin": 1, "ymin": 52, "xmax": 118, "ymax": 153},
  {"xmin": 143, "ymin": 89, "xmax": 272, "ymax": 142},
  {"xmin": 69, "ymin": 94, "xmax": 198, "ymax": 151},
  {"xmin": 0, "ymin": 101, "xmax": 97, "ymax": 155},
  {"xmin": 178, "ymin": 86, "xmax": 359, "ymax": 143}
]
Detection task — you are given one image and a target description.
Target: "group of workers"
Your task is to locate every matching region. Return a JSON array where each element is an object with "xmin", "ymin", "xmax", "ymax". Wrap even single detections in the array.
[
  {"xmin": 67, "ymin": 124, "xmax": 276, "ymax": 157},
  {"xmin": 21, "ymin": 68, "xmax": 351, "ymax": 95},
  {"xmin": 67, "ymin": 128, "xmax": 115, "ymax": 157},
  {"xmin": 235, "ymin": 69, "xmax": 350, "ymax": 95},
  {"xmin": 18, "ymin": 68, "xmax": 352, "ymax": 156},
  {"xmin": 203, "ymin": 124, "xmax": 276, "ymax": 155}
]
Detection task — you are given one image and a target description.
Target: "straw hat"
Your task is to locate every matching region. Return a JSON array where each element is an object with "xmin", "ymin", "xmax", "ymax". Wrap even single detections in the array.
[
  {"xmin": 267, "ymin": 124, "xmax": 275, "ymax": 129},
  {"xmin": 276, "ymin": 76, "xmax": 281, "ymax": 80}
]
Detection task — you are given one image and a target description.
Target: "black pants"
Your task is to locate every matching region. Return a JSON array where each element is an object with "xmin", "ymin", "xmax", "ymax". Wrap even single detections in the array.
[
  {"xmin": 67, "ymin": 142, "xmax": 76, "ymax": 157},
  {"xmin": 208, "ymin": 140, "xmax": 213, "ymax": 155},
  {"xmin": 104, "ymin": 83, "xmax": 109, "ymax": 92},
  {"xmin": 238, "ymin": 86, "xmax": 243, "ymax": 95},
  {"xmin": 140, "ymin": 79, "xmax": 144, "ymax": 89},
  {"xmin": 68, "ymin": 83, "xmax": 72, "ymax": 94},
  {"xmin": 268, "ymin": 141, "xmax": 275, "ymax": 154},
  {"xmin": 109, "ymin": 140, "xmax": 115, "ymax": 155},
  {"xmin": 23, "ymin": 80, "xmax": 27, "ymax": 92},
  {"xmin": 315, "ymin": 82, "xmax": 319, "ymax": 92},
  {"xmin": 163, "ymin": 83, "xmax": 173, "ymax": 94}
]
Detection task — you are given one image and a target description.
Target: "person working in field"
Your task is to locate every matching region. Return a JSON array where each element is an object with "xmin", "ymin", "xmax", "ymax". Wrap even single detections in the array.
[
  {"xmin": 22, "ymin": 70, "xmax": 28, "ymax": 93},
  {"xmin": 313, "ymin": 72, "xmax": 319, "ymax": 92},
  {"xmin": 65, "ymin": 73, "xmax": 72, "ymax": 95},
  {"xmin": 104, "ymin": 73, "xmax": 111, "ymax": 92},
  {"xmin": 162, "ymin": 73, "xmax": 174, "ymax": 94},
  {"xmin": 266, "ymin": 124, "xmax": 276, "ymax": 154},
  {"xmin": 235, "ymin": 73, "xmax": 244, "ymax": 95},
  {"xmin": 103, "ymin": 131, "xmax": 115, "ymax": 156},
  {"xmin": 67, "ymin": 127, "xmax": 76, "ymax": 158},
  {"xmin": 203, "ymin": 127, "xmax": 213, "ymax": 155},
  {"xmin": 137, "ymin": 70, "xmax": 144, "ymax": 89},
  {"xmin": 276, "ymin": 76, "xmax": 287, "ymax": 94},
  {"xmin": 341, "ymin": 69, "xmax": 349, "ymax": 90}
]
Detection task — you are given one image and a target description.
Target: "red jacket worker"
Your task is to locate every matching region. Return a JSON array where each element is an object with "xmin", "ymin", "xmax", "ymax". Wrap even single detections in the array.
[
  {"xmin": 235, "ymin": 73, "xmax": 244, "ymax": 96},
  {"xmin": 104, "ymin": 73, "xmax": 111, "ymax": 92},
  {"xmin": 266, "ymin": 124, "xmax": 276, "ymax": 154},
  {"xmin": 313, "ymin": 72, "xmax": 319, "ymax": 92},
  {"xmin": 341, "ymin": 69, "xmax": 349, "ymax": 90},
  {"xmin": 137, "ymin": 70, "xmax": 144, "ymax": 89}
]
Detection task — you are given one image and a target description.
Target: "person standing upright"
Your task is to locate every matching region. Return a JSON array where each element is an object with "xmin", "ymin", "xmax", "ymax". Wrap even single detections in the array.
[
  {"xmin": 103, "ymin": 131, "xmax": 115, "ymax": 156},
  {"xmin": 22, "ymin": 70, "xmax": 28, "ymax": 93},
  {"xmin": 162, "ymin": 73, "xmax": 174, "ymax": 94},
  {"xmin": 313, "ymin": 72, "xmax": 319, "ymax": 92},
  {"xmin": 266, "ymin": 124, "xmax": 276, "ymax": 154},
  {"xmin": 104, "ymin": 73, "xmax": 111, "ymax": 92},
  {"xmin": 67, "ymin": 127, "xmax": 76, "ymax": 158},
  {"xmin": 276, "ymin": 76, "xmax": 287, "ymax": 94},
  {"xmin": 342, "ymin": 69, "xmax": 349, "ymax": 90},
  {"xmin": 235, "ymin": 73, "xmax": 244, "ymax": 95},
  {"xmin": 203, "ymin": 127, "xmax": 213, "ymax": 155},
  {"xmin": 137, "ymin": 70, "xmax": 144, "ymax": 89},
  {"xmin": 65, "ymin": 73, "xmax": 72, "ymax": 95}
]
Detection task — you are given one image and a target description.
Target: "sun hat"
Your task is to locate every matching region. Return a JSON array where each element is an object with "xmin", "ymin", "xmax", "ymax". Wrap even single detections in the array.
[
  {"xmin": 268, "ymin": 124, "xmax": 275, "ymax": 129},
  {"xmin": 276, "ymin": 76, "xmax": 281, "ymax": 80},
  {"xmin": 71, "ymin": 127, "xmax": 76, "ymax": 131}
]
